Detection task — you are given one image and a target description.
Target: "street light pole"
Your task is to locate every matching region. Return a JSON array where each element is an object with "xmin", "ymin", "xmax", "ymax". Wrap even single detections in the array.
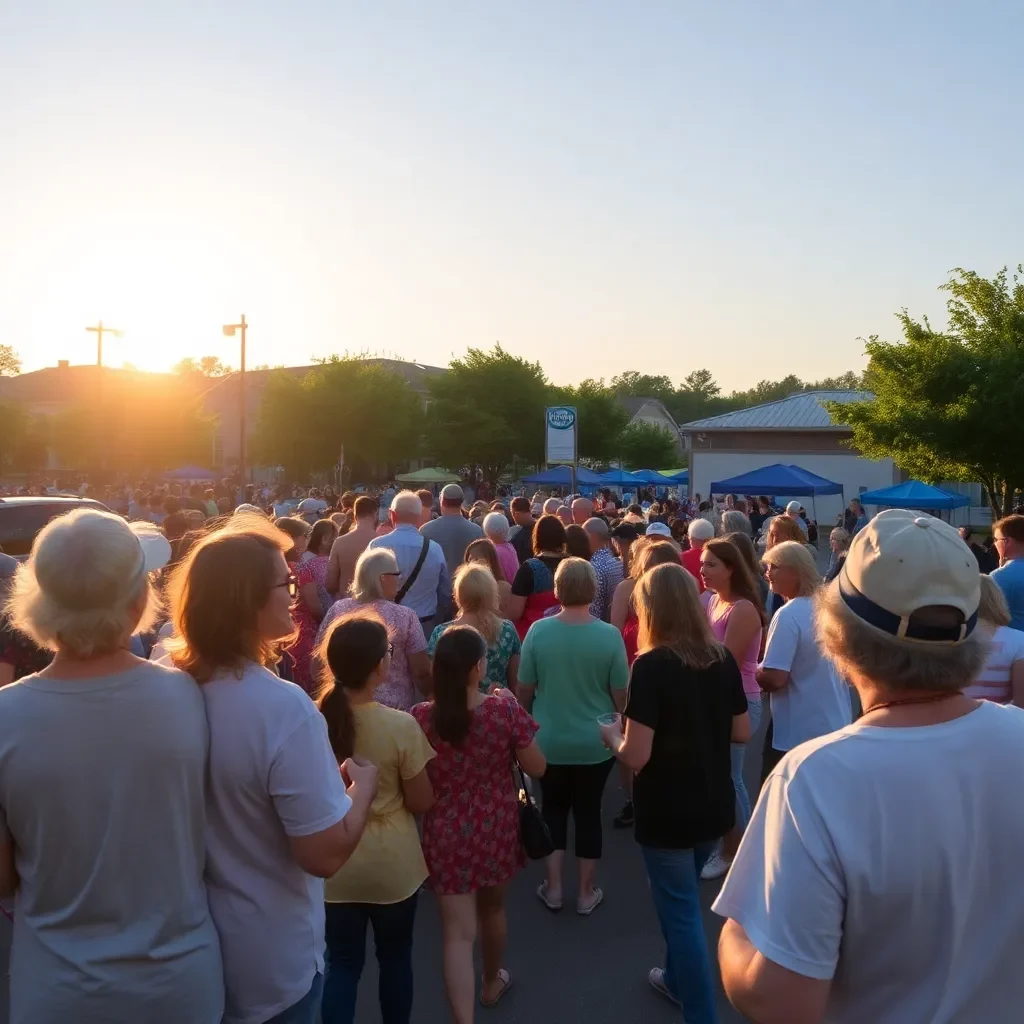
[
  {"xmin": 222, "ymin": 314, "xmax": 248, "ymax": 483},
  {"xmin": 86, "ymin": 320, "xmax": 123, "ymax": 367}
]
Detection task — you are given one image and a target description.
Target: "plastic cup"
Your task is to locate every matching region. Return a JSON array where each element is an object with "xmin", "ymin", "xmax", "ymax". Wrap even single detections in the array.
[{"xmin": 597, "ymin": 712, "xmax": 622, "ymax": 728}]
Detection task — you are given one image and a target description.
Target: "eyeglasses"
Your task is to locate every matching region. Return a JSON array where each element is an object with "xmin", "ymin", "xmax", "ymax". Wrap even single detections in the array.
[
  {"xmin": 274, "ymin": 573, "xmax": 298, "ymax": 598},
  {"xmin": 381, "ymin": 571, "xmax": 402, "ymax": 577},
  {"xmin": 388, "ymin": 642, "xmax": 395, "ymax": 657}
]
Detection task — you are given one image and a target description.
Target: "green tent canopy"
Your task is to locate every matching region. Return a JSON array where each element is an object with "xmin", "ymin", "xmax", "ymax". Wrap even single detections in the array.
[{"xmin": 394, "ymin": 467, "xmax": 461, "ymax": 484}]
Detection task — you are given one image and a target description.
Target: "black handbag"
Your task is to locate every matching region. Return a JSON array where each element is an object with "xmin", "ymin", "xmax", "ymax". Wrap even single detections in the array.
[{"xmin": 515, "ymin": 763, "xmax": 554, "ymax": 860}]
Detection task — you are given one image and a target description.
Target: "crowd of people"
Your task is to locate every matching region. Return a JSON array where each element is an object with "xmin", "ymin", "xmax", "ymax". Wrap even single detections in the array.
[{"xmin": 1, "ymin": 472, "xmax": 1024, "ymax": 1024}]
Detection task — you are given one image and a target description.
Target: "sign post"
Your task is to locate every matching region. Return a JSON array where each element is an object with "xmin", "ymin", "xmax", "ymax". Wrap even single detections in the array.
[{"xmin": 545, "ymin": 406, "xmax": 578, "ymax": 494}]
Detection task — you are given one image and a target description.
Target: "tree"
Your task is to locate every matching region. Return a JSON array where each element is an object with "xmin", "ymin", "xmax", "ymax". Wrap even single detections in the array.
[
  {"xmin": 681, "ymin": 368, "xmax": 720, "ymax": 398},
  {"xmin": 609, "ymin": 370, "xmax": 675, "ymax": 402},
  {"xmin": 550, "ymin": 379, "xmax": 630, "ymax": 464},
  {"xmin": 827, "ymin": 266, "xmax": 1024, "ymax": 517},
  {"xmin": 616, "ymin": 421, "xmax": 679, "ymax": 470},
  {"xmin": 424, "ymin": 344, "xmax": 550, "ymax": 482},
  {"xmin": 252, "ymin": 358, "xmax": 423, "ymax": 481},
  {"xmin": 0, "ymin": 344, "xmax": 20, "ymax": 376},
  {"xmin": 173, "ymin": 355, "xmax": 232, "ymax": 377}
]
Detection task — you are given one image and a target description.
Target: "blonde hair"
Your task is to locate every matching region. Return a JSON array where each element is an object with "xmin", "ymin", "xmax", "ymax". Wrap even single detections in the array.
[
  {"xmin": 765, "ymin": 515, "xmax": 804, "ymax": 549},
  {"xmin": 165, "ymin": 514, "xmax": 292, "ymax": 682},
  {"xmin": 762, "ymin": 541, "xmax": 821, "ymax": 597},
  {"xmin": 635, "ymin": 563, "xmax": 724, "ymax": 669},
  {"xmin": 630, "ymin": 538, "xmax": 682, "ymax": 580},
  {"xmin": 554, "ymin": 557, "xmax": 597, "ymax": 608},
  {"xmin": 350, "ymin": 547, "xmax": 400, "ymax": 602},
  {"xmin": 452, "ymin": 563, "xmax": 501, "ymax": 644},
  {"xmin": 978, "ymin": 575, "xmax": 1011, "ymax": 628},
  {"xmin": 830, "ymin": 527, "xmax": 851, "ymax": 549},
  {"xmin": 5, "ymin": 508, "xmax": 160, "ymax": 658}
]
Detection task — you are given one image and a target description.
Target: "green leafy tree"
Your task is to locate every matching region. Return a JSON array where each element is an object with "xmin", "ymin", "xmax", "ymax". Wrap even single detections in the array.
[
  {"xmin": 550, "ymin": 379, "xmax": 630, "ymax": 464},
  {"xmin": 424, "ymin": 344, "xmax": 549, "ymax": 482},
  {"xmin": 252, "ymin": 358, "xmax": 423, "ymax": 481},
  {"xmin": 173, "ymin": 355, "xmax": 232, "ymax": 377},
  {"xmin": 609, "ymin": 370, "xmax": 675, "ymax": 403},
  {"xmin": 0, "ymin": 345, "xmax": 20, "ymax": 376},
  {"xmin": 827, "ymin": 266, "xmax": 1024, "ymax": 517},
  {"xmin": 616, "ymin": 421, "xmax": 679, "ymax": 470}
]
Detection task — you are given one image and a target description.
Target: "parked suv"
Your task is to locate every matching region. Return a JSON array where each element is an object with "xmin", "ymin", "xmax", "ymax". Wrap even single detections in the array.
[{"xmin": 0, "ymin": 496, "xmax": 111, "ymax": 558}]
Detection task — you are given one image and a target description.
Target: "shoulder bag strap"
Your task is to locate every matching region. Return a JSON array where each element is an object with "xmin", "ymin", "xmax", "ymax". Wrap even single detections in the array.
[{"xmin": 395, "ymin": 535, "xmax": 431, "ymax": 605}]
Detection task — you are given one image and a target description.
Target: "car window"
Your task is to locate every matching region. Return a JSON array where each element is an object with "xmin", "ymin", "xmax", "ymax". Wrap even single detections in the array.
[{"xmin": 0, "ymin": 503, "xmax": 104, "ymax": 557}]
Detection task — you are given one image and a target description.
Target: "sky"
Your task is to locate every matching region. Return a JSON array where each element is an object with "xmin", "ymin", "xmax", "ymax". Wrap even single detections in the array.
[{"xmin": 2, "ymin": 1, "xmax": 1023, "ymax": 390}]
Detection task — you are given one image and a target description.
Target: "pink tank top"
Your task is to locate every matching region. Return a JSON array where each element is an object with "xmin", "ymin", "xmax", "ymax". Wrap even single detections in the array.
[{"xmin": 706, "ymin": 594, "xmax": 762, "ymax": 697}]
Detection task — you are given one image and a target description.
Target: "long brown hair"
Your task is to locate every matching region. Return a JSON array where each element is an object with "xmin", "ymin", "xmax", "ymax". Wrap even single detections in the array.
[
  {"xmin": 318, "ymin": 614, "xmax": 389, "ymax": 762},
  {"xmin": 765, "ymin": 515, "xmax": 804, "ymax": 550},
  {"xmin": 166, "ymin": 517, "xmax": 294, "ymax": 682},
  {"xmin": 702, "ymin": 538, "xmax": 768, "ymax": 629},
  {"xmin": 431, "ymin": 625, "xmax": 487, "ymax": 746},
  {"xmin": 635, "ymin": 563, "xmax": 724, "ymax": 669},
  {"xmin": 464, "ymin": 538, "xmax": 506, "ymax": 584}
]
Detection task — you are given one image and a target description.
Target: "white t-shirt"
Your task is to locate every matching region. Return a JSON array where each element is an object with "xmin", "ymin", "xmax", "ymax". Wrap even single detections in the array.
[
  {"xmin": 201, "ymin": 662, "xmax": 351, "ymax": 1024},
  {"xmin": 713, "ymin": 701, "xmax": 1024, "ymax": 1023},
  {"xmin": 964, "ymin": 625, "xmax": 1024, "ymax": 704},
  {"xmin": 761, "ymin": 596, "xmax": 852, "ymax": 750}
]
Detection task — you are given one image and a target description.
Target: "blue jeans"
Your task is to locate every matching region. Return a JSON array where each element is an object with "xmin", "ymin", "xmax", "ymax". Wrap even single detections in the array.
[
  {"xmin": 641, "ymin": 844, "xmax": 718, "ymax": 1024},
  {"xmin": 730, "ymin": 696, "xmax": 763, "ymax": 830},
  {"xmin": 263, "ymin": 973, "xmax": 324, "ymax": 1024},
  {"xmin": 322, "ymin": 895, "xmax": 418, "ymax": 1024}
]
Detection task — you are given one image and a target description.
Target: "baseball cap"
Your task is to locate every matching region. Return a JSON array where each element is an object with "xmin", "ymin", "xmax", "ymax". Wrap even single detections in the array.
[
  {"xmin": 785, "ymin": 501, "xmax": 802, "ymax": 514},
  {"xmin": 128, "ymin": 521, "xmax": 173, "ymax": 573},
  {"xmin": 234, "ymin": 503, "xmax": 264, "ymax": 517},
  {"xmin": 646, "ymin": 522, "xmax": 672, "ymax": 538},
  {"xmin": 838, "ymin": 508, "xmax": 980, "ymax": 644},
  {"xmin": 440, "ymin": 484, "xmax": 464, "ymax": 504}
]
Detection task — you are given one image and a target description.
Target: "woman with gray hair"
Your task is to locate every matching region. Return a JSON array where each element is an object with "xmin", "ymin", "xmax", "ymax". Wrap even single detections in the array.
[
  {"xmin": 719, "ymin": 509, "xmax": 753, "ymax": 539},
  {"xmin": 482, "ymin": 511, "xmax": 519, "ymax": 585},
  {"xmin": 316, "ymin": 547, "xmax": 430, "ymax": 710},
  {"xmin": 714, "ymin": 509, "xmax": 1024, "ymax": 1024},
  {"xmin": 0, "ymin": 509, "xmax": 224, "ymax": 1023}
]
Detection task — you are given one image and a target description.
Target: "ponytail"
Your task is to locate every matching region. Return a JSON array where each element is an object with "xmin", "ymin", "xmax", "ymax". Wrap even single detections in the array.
[
  {"xmin": 317, "ymin": 613, "xmax": 389, "ymax": 762},
  {"xmin": 431, "ymin": 625, "xmax": 487, "ymax": 746}
]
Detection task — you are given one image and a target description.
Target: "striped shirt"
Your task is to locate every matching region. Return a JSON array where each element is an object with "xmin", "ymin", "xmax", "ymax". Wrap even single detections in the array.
[{"xmin": 964, "ymin": 625, "xmax": 1024, "ymax": 704}]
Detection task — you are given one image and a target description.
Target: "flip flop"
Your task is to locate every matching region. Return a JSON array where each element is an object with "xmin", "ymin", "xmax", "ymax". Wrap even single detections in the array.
[
  {"xmin": 536, "ymin": 881, "xmax": 563, "ymax": 912},
  {"xmin": 577, "ymin": 887, "xmax": 604, "ymax": 916},
  {"xmin": 480, "ymin": 968, "xmax": 513, "ymax": 1008}
]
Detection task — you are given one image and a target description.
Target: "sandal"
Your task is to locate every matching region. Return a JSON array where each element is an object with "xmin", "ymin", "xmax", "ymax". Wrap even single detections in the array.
[
  {"xmin": 577, "ymin": 887, "xmax": 604, "ymax": 916},
  {"xmin": 535, "ymin": 881, "xmax": 563, "ymax": 912},
  {"xmin": 480, "ymin": 968, "xmax": 513, "ymax": 1007}
]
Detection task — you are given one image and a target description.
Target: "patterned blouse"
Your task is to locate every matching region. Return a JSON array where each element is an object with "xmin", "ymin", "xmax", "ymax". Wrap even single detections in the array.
[{"xmin": 428, "ymin": 617, "xmax": 521, "ymax": 691}]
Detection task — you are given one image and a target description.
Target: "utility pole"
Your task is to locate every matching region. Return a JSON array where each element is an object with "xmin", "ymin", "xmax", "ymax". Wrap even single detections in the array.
[
  {"xmin": 85, "ymin": 320, "xmax": 123, "ymax": 367},
  {"xmin": 222, "ymin": 315, "xmax": 248, "ymax": 483}
]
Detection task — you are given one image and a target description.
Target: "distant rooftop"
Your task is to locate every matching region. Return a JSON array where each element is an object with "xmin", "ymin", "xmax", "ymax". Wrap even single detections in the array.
[{"xmin": 678, "ymin": 390, "xmax": 874, "ymax": 431}]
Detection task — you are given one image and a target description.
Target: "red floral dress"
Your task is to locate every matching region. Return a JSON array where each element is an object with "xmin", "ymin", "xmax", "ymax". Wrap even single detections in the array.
[{"xmin": 411, "ymin": 695, "xmax": 539, "ymax": 895}]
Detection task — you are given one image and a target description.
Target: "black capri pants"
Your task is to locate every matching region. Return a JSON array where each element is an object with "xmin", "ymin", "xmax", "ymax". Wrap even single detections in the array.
[{"xmin": 538, "ymin": 759, "xmax": 615, "ymax": 859}]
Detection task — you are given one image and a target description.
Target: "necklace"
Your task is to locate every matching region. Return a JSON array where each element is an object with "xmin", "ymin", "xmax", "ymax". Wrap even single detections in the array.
[{"xmin": 861, "ymin": 691, "xmax": 962, "ymax": 716}]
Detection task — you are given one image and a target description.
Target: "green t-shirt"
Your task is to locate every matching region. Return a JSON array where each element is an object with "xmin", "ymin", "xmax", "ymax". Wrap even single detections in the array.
[{"xmin": 518, "ymin": 617, "xmax": 629, "ymax": 765}]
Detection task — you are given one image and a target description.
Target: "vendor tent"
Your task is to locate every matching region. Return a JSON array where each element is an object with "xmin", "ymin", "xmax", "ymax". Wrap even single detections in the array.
[
  {"xmin": 632, "ymin": 469, "xmax": 679, "ymax": 486},
  {"xmin": 394, "ymin": 467, "xmax": 461, "ymax": 484},
  {"xmin": 521, "ymin": 466, "xmax": 603, "ymax": 487},
  {"xmin": 660, "ymin": 468, "xmax": 689, "ymax": 483},
  {"xmin": 709, "ymin": 463, "xmax": 842, "ymax": 496},
  {"xmin": 858, "ymin": 480, "xmax": 970, "ymax": 510},
  {"xmin": 598, "ymin": 468, "xmax": 648, "ymax": 486}
]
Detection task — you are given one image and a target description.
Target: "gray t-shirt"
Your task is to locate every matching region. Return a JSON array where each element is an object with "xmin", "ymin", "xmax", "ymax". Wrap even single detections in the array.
[
  {"xmin": 420, "ymin": 513, "xmax": 485, "ymax": 575},
  {"xmin": 0, "ymin": 661, "xmax": 223, "ymax": 1024},
  {"xmin": 201, "ymin": 662, "xmax": 351, "ymax": 1024}
]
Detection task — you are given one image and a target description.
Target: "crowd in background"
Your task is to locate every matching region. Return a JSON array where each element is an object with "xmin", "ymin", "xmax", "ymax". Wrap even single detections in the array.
[{"xmin": 1, "ymin": 473, "xmax": 1024, "ymax": 1024}]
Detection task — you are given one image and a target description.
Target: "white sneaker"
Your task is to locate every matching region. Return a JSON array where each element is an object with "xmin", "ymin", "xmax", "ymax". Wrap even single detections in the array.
[{"xmin": 700, "ymin": 849, "xmax": 731, "ymax": 881}]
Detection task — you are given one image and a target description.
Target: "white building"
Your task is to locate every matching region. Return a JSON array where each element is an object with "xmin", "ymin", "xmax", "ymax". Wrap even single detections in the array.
[{"xmin": 678, "ymin": 391, "xmax": 897, "ymax": 525}]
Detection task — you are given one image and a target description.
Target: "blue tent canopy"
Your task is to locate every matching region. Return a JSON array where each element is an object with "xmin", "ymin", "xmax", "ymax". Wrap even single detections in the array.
[
  {"xmin": 709, "ymin": 463, "xmax": 842, "ymax": 496},
  {"xmin": 521, "ymin": 466, "xmax": 603, "ymax": 486},
  {"xmin": 163, "ymin": 465, "xmax": 217, "ymax": 481},
  {"xmin": 660, "ymin": 469, "xmax": 689, "ymax": 483},
  {"xmin": 858, "ymin": 480, "xmax": 970, "ymax": 510},
  {"xmin": 598, "ymin": 469, "xmax": 647, "ymax": 486},
  {"xmin": 631, "ymin": 469, "xmax": 679, "ymax": 485}
]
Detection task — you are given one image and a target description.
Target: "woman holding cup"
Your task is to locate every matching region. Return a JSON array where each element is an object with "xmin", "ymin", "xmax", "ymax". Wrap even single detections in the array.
[{"xmin": 600, "ymin": 563, "xmax": 750, "ymax": 1022}]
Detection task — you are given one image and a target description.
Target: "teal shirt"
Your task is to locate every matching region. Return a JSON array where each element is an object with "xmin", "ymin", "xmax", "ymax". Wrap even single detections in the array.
[{"xmin": 518, "ymin": 617, "xmax": 629, "ymax": 764}]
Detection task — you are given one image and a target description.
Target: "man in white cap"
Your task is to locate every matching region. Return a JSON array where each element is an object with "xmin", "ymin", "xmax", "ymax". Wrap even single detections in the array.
[
  {"xmin": 784, "ymin": 499, "xmax": 809, "ymax": 538},
  {"xmin": 714, "ymin": 509, "xmax": 1024, "ymax": 1024},
  {"xmin": 419, "ymin": 483, "xmax": 484, "ymax": 577}
]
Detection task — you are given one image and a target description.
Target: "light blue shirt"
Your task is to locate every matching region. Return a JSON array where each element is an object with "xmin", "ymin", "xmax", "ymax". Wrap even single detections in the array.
[
  {"xmin": 992, "ymin": 558, "xmax": 1024, "ymax": 631},
  {"xmin": 368, "ymin": 524, "xmax": 452, "ymax": 620}
]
